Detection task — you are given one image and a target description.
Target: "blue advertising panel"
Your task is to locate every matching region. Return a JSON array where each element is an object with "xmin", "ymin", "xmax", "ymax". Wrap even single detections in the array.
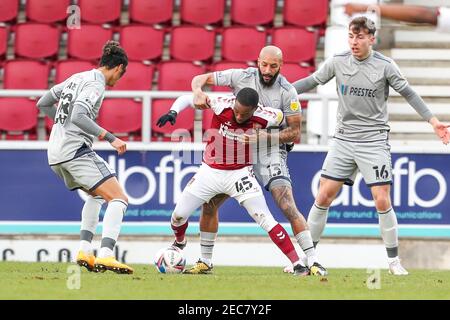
[{"xmin": 1, "ymin": 148, "xmax": 449, "ymax": 236}]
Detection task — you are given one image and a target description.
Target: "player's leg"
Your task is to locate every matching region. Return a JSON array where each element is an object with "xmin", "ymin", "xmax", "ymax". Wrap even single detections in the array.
[
  {"xmin": 308, "ymin": 177, "xmax": 345, "ymax": 246},
  {"xmin": 90, "ymin": 176, "xmax": 133, "ymax": 274},
  {"xmin": 308, "ymin": 138, "xmax": 356, "ymax": 248},
  {"xmin": 255, "ymin": 148, "xmax": 326, "ymax": 274},
  {"xmin": 356, "ymin": 140, "xmax": 408, "ymax": 275},
  {"xmin": 198, "ymin": 194, "xmax": 229, "ymax": 265},
  {"xmin": 171, "ymin": 190, "xmax": 206, "ymax": 247},
  {"xmin": 51, "ymin": 159, "xmax": 118, "ymax": 272},
  {"xmin": 181, "ymin": 165, "xmax": 224, "ymax": 274},
  {"xmin": 78, "ymin": 193, "xmax": 105, "ymax": 271},
  {"xmin": 371, "ymin": 185, "xmax": 407, "ymax": 275},
  {"xmin": 171, "ymin": 164, "xmax": 214, "ymax": 251},
  {"xmin": 62, "ymin": 152, "xmax": 132, "ymax": 274},
  {"xmin": 228, "ymin": 166, "xmax": 308, "ymax": 276},
  {"xmin": 240, "ymin": 195, "xmax": 309, "ymax": 276}
]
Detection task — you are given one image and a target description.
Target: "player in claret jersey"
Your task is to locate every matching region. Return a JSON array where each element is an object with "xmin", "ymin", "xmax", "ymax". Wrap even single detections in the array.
[{"xmin": 157, "ymin": 88, "xmax": 310, "ymax": 276}]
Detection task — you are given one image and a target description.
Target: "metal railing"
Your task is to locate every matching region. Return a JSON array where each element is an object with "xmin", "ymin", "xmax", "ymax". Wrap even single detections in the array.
[{"xmin": 0, "ymin": 89, "xmax": 338, "ymax": 145}]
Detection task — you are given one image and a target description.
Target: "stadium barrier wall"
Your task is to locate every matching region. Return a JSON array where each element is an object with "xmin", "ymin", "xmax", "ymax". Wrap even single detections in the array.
[{"xmin": 1, "ymin": 142, "xmax": 449, "ymax": 239}]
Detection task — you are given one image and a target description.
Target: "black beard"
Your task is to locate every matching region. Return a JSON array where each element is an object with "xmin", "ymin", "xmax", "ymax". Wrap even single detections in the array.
[{"xmin": 258, "ymin": 69, "xmax": 279, "ymax": 87}]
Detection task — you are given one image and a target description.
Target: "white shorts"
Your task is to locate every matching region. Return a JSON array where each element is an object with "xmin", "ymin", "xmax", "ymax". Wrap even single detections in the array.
[{"xmin": 184, "ymin": 163, "xmax": 263, "ymax": 204}]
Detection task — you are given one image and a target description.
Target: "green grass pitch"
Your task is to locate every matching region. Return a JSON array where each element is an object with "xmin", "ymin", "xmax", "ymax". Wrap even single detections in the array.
[{"xmin": 0, "ymin": 262, "xmax": 449, "ymax": 300}]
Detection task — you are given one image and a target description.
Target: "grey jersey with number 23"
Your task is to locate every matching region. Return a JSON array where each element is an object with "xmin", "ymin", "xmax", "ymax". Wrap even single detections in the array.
[{"xmin": 48, "ymin": 69, "xmax": 106, "ymax": 165}]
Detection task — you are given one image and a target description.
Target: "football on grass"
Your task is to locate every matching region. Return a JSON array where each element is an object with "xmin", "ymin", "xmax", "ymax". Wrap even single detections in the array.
[{"xmin": 154, "ymin": 246, "xmax": 186, "ymax": 274}]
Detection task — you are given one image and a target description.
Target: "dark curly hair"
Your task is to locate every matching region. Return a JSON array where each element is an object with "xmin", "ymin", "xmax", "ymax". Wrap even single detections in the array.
[{"xmin": 99, "ymin": 40, "xmax": 128, "ymax": 70}]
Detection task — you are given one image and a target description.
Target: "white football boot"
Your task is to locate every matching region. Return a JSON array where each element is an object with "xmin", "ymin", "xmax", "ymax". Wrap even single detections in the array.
[{"xmin": 388, "ymin": 257, "xmax": 409, "ymax": 275}]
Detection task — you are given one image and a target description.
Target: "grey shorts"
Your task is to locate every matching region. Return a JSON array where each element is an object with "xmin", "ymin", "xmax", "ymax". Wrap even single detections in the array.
[
  {"xmin": 51, "ymin": 152, "xmax": 116, "ymax": 192},
  {"xmin": 253, "ymin": 147, "xmax": 292, "ymax": 191},
  {"xmin": 321, "ymin": 138, "xmax": 392, "ymax": 187}
]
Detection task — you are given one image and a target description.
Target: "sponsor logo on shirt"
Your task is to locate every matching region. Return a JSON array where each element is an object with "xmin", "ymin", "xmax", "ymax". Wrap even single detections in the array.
[{"xmin": 340, "ymin": 84, "xmax": 377, "ymax": 98}]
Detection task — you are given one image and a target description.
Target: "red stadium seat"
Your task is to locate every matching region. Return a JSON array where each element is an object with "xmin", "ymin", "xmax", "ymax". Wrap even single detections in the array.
[
  {"xmin": 282, "ymin": 63, "xmax": 311, "ymax": 110},
  {"xmin": 3, "ymin": 60, "xmax": 50, "ymax": 89},
  {"xmin": 209, "ymin": 61, "xmax": 250, "ymax": 91},
  {"xmin": 151, "ymin": 99, "xmax": 194, "ymax": 141},
  {"xmin": 111, "ymin": 61, "xmax": 154, "ymax": 91},
  {"xmin": 170, "ymin": 26, "xmax": 216, "ymax": 62},
  {"xmin": 281, "ymin": 63, "xmax": 311, "ymax": 83},
  {"xmin": 271, "ymin": 28, "xmax": 317, "ymax": 65},
  {"xmin": 221, "ymin": 27, "xmax": 267, "ymax": 62},
  {"xmin": 155, "ymin": 62, "xmax": 204, "ymax": 140},
  {"xmin": 0, "ymin": 98, "xmax": 38, "ymax": 140},
  {"xmin": 67, "ymin": 25, "xmax": 113, "ymax": 60},
  {"xmin": 0, "ymin": 0, "xmax": 19, "ymax": 24},
  {"xmin": 158, "ymin": 61, "xmax": 206, "ymax": 90},
  {"xmin": 0, "ymin": 27, "xmax": 8, "ymax": 59},
  {"xmin": 78, "ymin": 0, "xmax": 122, "ymax": 25},
  {"xmin": 120, "ymin": 25, "xmax": 165, "ymax": 62},
  {"xmin": 97, "ymin": 99, "xmax": 143, "ymax": 141},
  {"xmin": 26, "ymin": 0, "xmax": 70, "ymax": 24},
  {"xmin": 14, "ymin": 23, "xmax": 60, "ymax": 60},
  {"xmin": 230, "ymin": 0, "xmax": 276, "ymax": 27},
  {"xmin": 283, "ymin": 0, "xmax": 328, "ymax": 29},
  {"xmin": 180, "ymin": 0, "xmax": 225, "ymax": 26},
  {"xmin": 55, "ymin": 60, "xmax": 97, "ymax": 84},
  {"xmin": 129, "ymin": 0, "xmax": 173, "ymax": 26}
]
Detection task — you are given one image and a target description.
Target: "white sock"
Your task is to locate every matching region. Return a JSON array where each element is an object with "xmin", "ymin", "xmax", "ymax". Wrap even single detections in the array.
[
  {"xmin": 79, "ymin": 196, "xmax": 104, "ymax": 254},
  {"xmin": 79, "ymin": 240, "xmax": 93, "ymax": 254},
  {"xmin": 378, "ymin": 208, "xmax": 399, "ymax": 258},
  {"xmin": 295, "ymin": 230, "xmax": 317, "ymax": 267},
  {"xmin": 307, "ymin": 203, "xmax": 329, "ymax": 246},
  {"xmin": 200, "ymin": 231, "xmax": 217, "ymax": 264},
  {"xmin": 98, "ymin": 247, "xmax": 114, "ymax": 259},
  {"xmin": 99, "ymin": 199, "xmax": 127, "ymax": 258}
]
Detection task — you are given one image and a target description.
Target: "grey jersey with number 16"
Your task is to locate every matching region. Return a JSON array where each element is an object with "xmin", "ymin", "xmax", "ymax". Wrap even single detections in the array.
[
  {"xmin": 312, "ymin": 50, "xmax": 408, "ymax": 141},
  {"xmin": 48, "ymin": 69, "xmax": 105, "ymax": 165}
]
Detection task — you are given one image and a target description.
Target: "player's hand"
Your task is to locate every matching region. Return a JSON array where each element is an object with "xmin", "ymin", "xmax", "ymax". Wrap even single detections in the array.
[
  {"xmin": 432, "ymin": 122, "xmax": 450, "ymax": 145},
  {"xmin": 193, "ymin": 90, "xmax": 211, "ymax": 110},
  {"xmin": 156, "ymin": 110, "xmax": 177, "ymax": 127},
  {"xmin": 344, "ymin": 3, "xmax": 369, "ymax": 16},
  {"xmin": 429, "ymin": 117, "xmax": 450, "ymax": 144},
  {"xmin": 111, "ymin": 138, "xmax": 127, "ymax": 155}
]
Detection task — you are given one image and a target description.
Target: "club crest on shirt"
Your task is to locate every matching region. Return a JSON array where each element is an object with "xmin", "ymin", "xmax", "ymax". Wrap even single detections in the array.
[
  {"xmin": 370, "ymin": 73, "xmax": 379, "ymax": 82},
  {"xmin": 290, "ymin": 100, "xmax": 299, "ymax": 112}
]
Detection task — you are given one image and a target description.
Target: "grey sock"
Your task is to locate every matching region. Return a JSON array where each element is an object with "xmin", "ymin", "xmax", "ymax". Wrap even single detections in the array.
[
  {"xmin": 80, "ymin": 230, "xmax": 94, "ymax": 242},
  {"xmin": 101, "ymin": 237, "xmax": 116, "ymax": 250}
]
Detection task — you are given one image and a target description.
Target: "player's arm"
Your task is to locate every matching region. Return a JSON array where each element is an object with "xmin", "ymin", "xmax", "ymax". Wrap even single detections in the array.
[
  {"xmin": 36, "ymin": 82, "xmax": 66, "ymax": 119},
  {"xmin": 279, "ymin": 114, "xmax": 301, "ymax": 144},
  {"xmin": 292, "ymin": 76, "xmax": 319, "ymax": 94},
  {"xmin": 293, "ymin": 56, "xmax": 335, "ymax": 94},
  {"xmin": 156, "ymin": 94, "xmax": 196, "ymax": 127},
  {"xmin": 71, "ymin": 104, "xmax": 126, "ymax": 154},
  {"xmin": 398, "ymin": 86, "xmax": 450, "ymax": 144},
  {"xmin": 277, "ymin": 86, "xmax": 303, "ymax": 146},
  {"xmin": 344, "ymin": 3, "xmax": 438, "ymax": 25},
  {"xmin": 387, "ymin": 62, "xmax": 450, "ymax": 144},
  {"xmin": 191, "ymin": 73, "xmax": 215, "ymax": 109}
]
